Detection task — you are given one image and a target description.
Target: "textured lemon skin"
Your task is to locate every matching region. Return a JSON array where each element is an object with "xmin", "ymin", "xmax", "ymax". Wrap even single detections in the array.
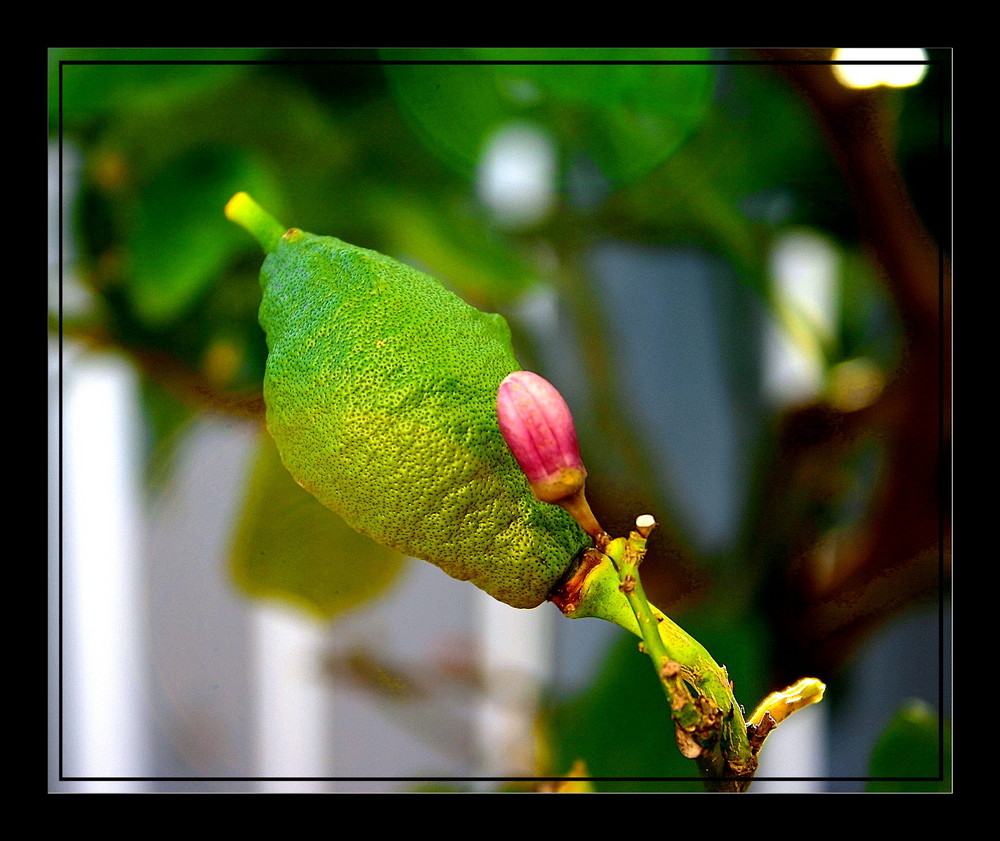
[{"xmin": 258, "ymin": 228, "xmax": 589, "ymax": 608}]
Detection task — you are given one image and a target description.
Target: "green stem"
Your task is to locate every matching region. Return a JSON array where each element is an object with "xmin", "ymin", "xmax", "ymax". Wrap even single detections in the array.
[
  {"xmin": 561, "ymin": 532, "xmax": 756, "ymax": 791},
  {"xmin": 225, "ymin": 192, "xmax": 286, "ymax": 254}
]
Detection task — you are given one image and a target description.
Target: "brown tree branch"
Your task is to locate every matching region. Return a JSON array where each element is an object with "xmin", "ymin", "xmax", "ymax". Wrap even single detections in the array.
[{"xmin": 751, "ymin": 49, "xmax": 950, "ymax": 678}]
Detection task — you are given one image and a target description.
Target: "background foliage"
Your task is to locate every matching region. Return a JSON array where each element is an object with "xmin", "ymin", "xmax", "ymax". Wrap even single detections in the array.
[{"xmin": 51, "ymin": 48, "xmax": 951, "ymax": 791}]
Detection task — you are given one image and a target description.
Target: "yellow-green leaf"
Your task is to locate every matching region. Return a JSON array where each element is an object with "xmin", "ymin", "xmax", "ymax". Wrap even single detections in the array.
[
  {"xmin": 867, "ymin": 700, "xmax": 951, "ymax": 792},
  {"xmin": 230, "ymin": 430, "xmax": 407, "ymax": 620}
]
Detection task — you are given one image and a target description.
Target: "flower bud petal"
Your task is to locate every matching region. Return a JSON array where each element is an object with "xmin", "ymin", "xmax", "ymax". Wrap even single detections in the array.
[{"xmin": 496, "ymin": 371, "xmax": 586, "ymax": 503}]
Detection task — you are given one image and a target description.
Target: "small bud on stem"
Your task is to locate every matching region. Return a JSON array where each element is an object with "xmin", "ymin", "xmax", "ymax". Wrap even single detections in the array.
[{"xmin": 635, "ymin": 514, "xmax": 657, "ymax": 538}]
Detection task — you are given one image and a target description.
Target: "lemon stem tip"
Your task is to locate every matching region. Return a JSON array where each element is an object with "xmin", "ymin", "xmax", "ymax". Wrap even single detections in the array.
[{"xmin": 225, "ymin": 192, "xmax": 286, "ymax": 253}]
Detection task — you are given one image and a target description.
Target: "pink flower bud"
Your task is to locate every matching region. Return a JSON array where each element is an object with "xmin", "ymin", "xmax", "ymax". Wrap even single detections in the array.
[
  {"xmin": 497, "ymin": 371, "xmax": 584, "ymax": 497},
  {"xmin": 497, "ymin": 371, "xmax": 605, "ymax": 541}
]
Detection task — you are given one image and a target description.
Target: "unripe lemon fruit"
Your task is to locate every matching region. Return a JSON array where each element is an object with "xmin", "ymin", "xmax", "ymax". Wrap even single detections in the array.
[{"xmin": 227, "ymin": 194, "xmax": 589, "ymax": 608}]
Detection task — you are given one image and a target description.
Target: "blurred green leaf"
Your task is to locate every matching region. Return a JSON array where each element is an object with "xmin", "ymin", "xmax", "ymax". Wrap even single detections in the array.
[
  {"xmin": 382, "ymin": 49, "xmax": 714, "ymax": 186},
  {"xmin": 51, "ymin": 48, "xmax": 270, "ymax": 130},
  {"xmin": 138, "ymin": 377, "xmax": 198, "ymax": 488},
  {"xmin": 837, "ymin": 246, "xmax": 902, "ymax": 367},
  {"xmin": 597, "ymin": 60, "xmax": 848, "ymax": 304},
  {"xmin": 230, "ymin": 431, "xmax": 408, "ymax": 620},
  {"xmin": 127, "ymin": 144, "xmax": 280, "ymax": 325},
  {"xmin": 372, "ymin": 190, "xmax": 535, "ymax": 306},
  {"xmin": 64, "ymin": 68, "xmax": 353, "ymax": 391},
  {"xmin": 545, "ymin": 608, "xmax": 768, "ymax": 792},
  {"xmin": 867, "ymin": 700, "xmax": 950, "ymax": 792},
  {"xmin": 546, "ymin": 630, "xmax": 698, "ymax": 791}
]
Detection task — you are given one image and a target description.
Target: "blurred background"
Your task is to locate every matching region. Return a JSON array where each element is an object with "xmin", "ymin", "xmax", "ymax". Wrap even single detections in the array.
[{"xmin": 48, "ymin": 48, "xmax": 951, "ymax": 793}]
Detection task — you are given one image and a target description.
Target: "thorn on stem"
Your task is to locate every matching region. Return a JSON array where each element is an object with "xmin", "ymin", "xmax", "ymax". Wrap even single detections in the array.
[{"xmin": 748, "ymin": 711, "xmax": 777, "ymax": 753}]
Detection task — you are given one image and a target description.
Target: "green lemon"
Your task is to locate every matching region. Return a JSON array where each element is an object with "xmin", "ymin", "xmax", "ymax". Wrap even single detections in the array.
[{"xmin": 227, "ymin": 193, "xmax": 589, "ymax": 608}]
